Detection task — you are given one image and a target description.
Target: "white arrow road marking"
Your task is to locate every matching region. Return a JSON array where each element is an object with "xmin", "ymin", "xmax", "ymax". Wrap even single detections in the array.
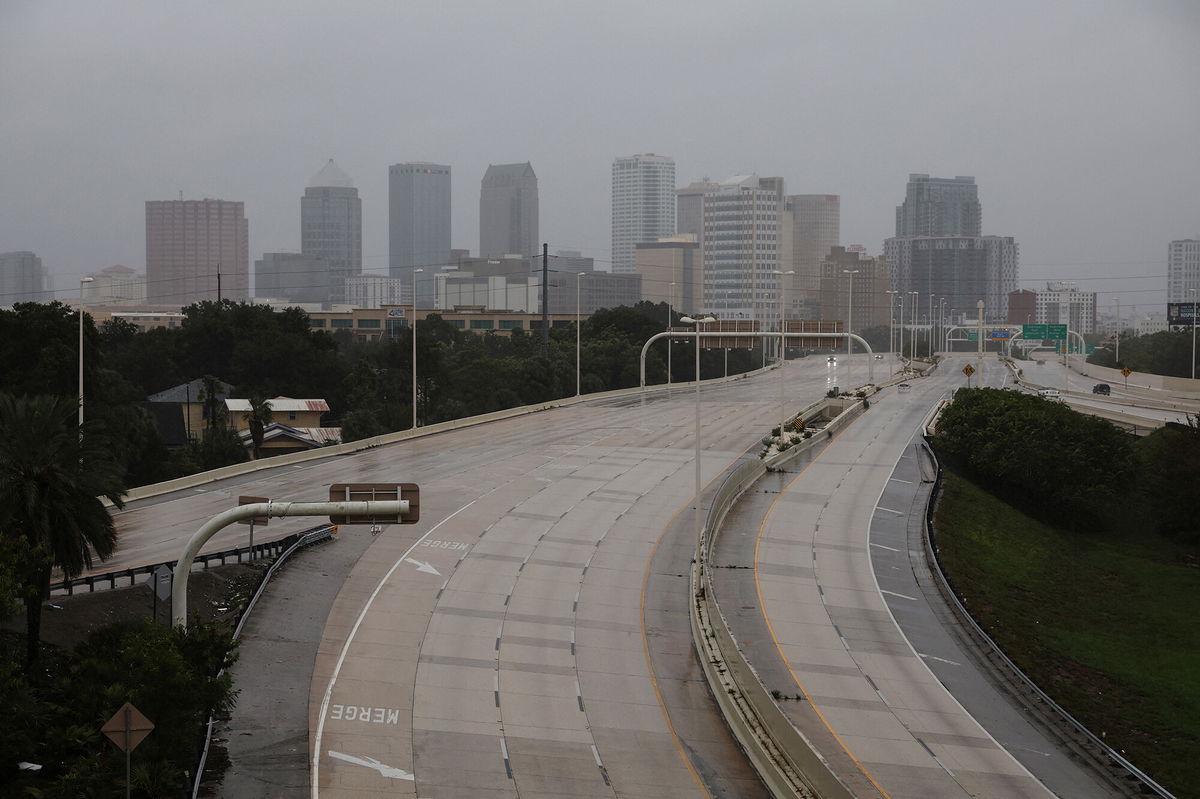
[
  {"xmin": 328, "ymin": 750, "xmax": 415, "ymax": 780},
  {"xmin": 918, "ymin": 652, "xmax": 962, "ymax": 666},
  {"xmin": 404, "ymin": 557, "xmax": 441, "ymax": 575}
]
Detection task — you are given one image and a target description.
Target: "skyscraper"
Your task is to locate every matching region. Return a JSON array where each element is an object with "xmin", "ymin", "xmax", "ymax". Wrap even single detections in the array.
[
  {"xmin": 302, "ymin": 159, "xmax": 361, "ymax": 305},
  {"xmin": 145, "ymin": 199, "xmax": 248, "ymax": 306},
  {"xmin": 1168, "ymin": 237, "xmax": 1200, "ymax": 302},
  {"xmin": 480, "ymin": 163, "xmax": 538, "ymax": 259},
  {"xmin": 611, "ymin": 154, "xmax": 676, "ymax": 273},
  {"xmin": 0, "ymin": 251, "xmax": 51, "ymax": 305},
  {"xmin": 701, "ymin": 175, "xmax": 786, "ymax": 322},
  {"xmin": 886, "ymin": 174, "xmax": 1016, "ymax": 322},
  {"xmin": 389, "ymin": 162, "xmax": 451, "ymax": 307},
  {"xmin": 787, "ymin": 194, "xmax": 841, "ymax": 306},
  {"xmin": 895, "ymin": 174, "xmax": 981, "ymax": 237}
]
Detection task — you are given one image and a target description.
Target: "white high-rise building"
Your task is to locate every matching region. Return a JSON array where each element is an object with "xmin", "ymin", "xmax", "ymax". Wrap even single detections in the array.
[
  {"xmin": 1036, "ymin": 281, "xmax": 1096, "ymax": 334},
  {"xmin": 1168, "ymin": 237, "xmax": 1200, "ymax": 302},
  {"xmin": 701, "ymin": 175, "xmax": 786, "ymax": 322},
  {"xmin": 611, "ymin": 154, "xmax": 676, "ymax": 273}
]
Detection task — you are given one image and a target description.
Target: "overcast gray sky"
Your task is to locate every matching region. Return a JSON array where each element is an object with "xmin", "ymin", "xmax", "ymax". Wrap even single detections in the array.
[{"xmin": 3, "ymin": 0, "xmax": 1198, "ymax": 315}]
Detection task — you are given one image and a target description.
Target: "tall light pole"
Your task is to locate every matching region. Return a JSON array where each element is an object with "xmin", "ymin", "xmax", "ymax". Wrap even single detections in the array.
[
  {"xmin": 411, "ymin": 268, "xmax": 423, "ymax": 429},
  {"xmin": 898, "ymin": 289, "xmax": 906, "ymax": 365},
  {"xmin": 1191, "ymin": 288, "xmax": 1197, "ymax": 380},
  {"xmin": 668, "ymin": 282, "xmax": 675, "ymax": 388},
  {"xmin": 78, "ymin": 277, "xmax": 93, "ymax": 430},
  {"xmin": 908, "ymin": 291, "xmax": 919, "ymax": 361},
  {"xmin": 885, "ymin": 290, "xmax": 898, "ymax": 366},
  {"xmin": 680, "ymin": 316, "xmax": 716, "ymax": 550},
  {"xmin": 772, "ymin": 269, "xmax": 795, "ymax": 437},
  {"xmin": 938, "ymin": 298, "xmax": 947, "ymax": 354},
  {"xmin": 576, "ymin": 272, "xmax": 586, "ymax": 396}
]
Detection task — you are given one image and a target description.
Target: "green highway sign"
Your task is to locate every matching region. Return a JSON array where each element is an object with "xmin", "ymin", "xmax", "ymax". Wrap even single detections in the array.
[
  {"xmin": 1021, "ymin": 323, "xmax": 1068, "ymax": 339},
  {"xmin": 966, "ymin": 330, "xmax": 979, "ymax": 341},
  {"xmin": 1086, "ymin": 343, "xmax": 1096, "ymax": 354}
]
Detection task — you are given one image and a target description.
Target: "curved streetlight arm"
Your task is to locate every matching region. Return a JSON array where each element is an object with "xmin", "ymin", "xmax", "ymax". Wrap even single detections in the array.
[
  {"xmin": 639, "ymin": 331, "xmax": 875, "ymax": 388},
  {"xmin": 172, "ymin": 500, "xmax": 408, "ymax": 626}
]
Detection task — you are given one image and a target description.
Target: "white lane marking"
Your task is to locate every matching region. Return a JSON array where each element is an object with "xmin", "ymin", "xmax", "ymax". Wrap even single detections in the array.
[
  {"xmin": 876, "ymin": 506, "xmax": 905, "ymax": 515},
  {"xmin": 327, "ymin": 750, "xmax": 415, "ymax": 781},
  {"xmin": 919, "ymin": 652, "xmax": 962, "ymax": 666},
  {"xmin": 590, "ymin": 744, "xmax": 604, "ymax": 767},
  {"xmin": 403, "ymin": 557, "xmax": 441, "ymax": 575},
  {"xmin": 889, "ymin": 477, "xmax": 914, "ymax": 484},
  {"xmin": 312, "ymin": 499, "xmax": 476, "ymax": 798},
  {"xmin": 881, "ymin": 589, "xmax": 919, "ymax": 601},
  {"xmin": 870, "ymin": 542, "xmax": 900, "ymax": 552}
]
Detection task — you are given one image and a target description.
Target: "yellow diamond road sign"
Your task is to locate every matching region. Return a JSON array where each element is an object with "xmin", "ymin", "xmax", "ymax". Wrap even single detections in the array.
[
  {"xmin": 962, "ymin": 364, "xmax": 975, "ymax": 377},
  {"xmin": 1121, "ymin": 367, "xmax": 1132, "ymax": 377},
  {"xmin": 102, "ymin": 702, "xmax": 154, "ymax": 753}
]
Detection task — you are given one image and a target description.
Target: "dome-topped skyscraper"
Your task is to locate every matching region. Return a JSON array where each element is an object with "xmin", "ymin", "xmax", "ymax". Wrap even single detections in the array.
[{"xmin": 302, "ymin": 159, "xmax": 362, "ymax": 305}]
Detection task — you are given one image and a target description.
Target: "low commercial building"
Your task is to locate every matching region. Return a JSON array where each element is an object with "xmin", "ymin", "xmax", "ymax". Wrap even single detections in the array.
[{"xmin": 306, "ymin": 305, "xmax": 587, "ymax": 342}]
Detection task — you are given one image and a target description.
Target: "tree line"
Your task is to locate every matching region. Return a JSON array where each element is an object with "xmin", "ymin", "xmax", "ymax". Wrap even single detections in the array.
[
  {"xmin": 1087, "ymin": 328, "xmax": 1198, "ymax": 378},
  {"xmin": 933, "ymin": 387, "xmax": 1198, "ymax": 542}
]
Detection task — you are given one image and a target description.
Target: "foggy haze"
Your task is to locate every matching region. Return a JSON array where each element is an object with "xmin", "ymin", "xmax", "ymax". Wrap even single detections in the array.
[{"xmin": 2, "ymin": 0, "xmax": 1198, "ymax": 314}]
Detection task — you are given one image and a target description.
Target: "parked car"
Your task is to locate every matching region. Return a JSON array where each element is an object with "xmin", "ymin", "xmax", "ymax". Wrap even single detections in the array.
[{"xmin": 1092, "ymin": 383, "xmax": 1111, "ymax": 395}]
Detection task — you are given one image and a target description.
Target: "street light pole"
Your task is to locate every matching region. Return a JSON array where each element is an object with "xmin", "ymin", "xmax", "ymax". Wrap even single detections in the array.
[
  {"xmin": 681, "ymin": 316, "xmax": 716, "ymax": 551},
  {"xmin": 908, "ymin": 291, "xmax": 919, "ymax": 361},
  {"xmin": 772, "ymin": 269, "xmax": 795, "ymax": 438},
  {"xmin": 885, "ymin": 290, "xmax": 898, "ymax": 369},
  {"xmin": 78, "ymin": 277, "xmax": 93, "ymax": 431},
  {"xmin": 576, "ymin": 272, "xmax": 585, "ymax": 396},
  {"xmin": 411, "ymin": 268, "xmax": 423, "ymax": 429},
  {"xmin": 668, "ymin": 282, "xmax": 675, "ymax": 389},
  {"xmin": 1191, "ymin": 288, "xmax": 1197, "ymax": 380}
]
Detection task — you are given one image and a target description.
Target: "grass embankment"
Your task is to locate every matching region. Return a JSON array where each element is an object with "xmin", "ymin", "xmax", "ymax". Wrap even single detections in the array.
[{"xmin": 935, "ymin": 472, "xmax": 1200, "ymax": 797}]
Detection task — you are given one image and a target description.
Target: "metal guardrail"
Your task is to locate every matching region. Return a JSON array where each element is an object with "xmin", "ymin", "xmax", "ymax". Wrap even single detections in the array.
[
  {"xmin": 689, "ymin": 398, "xmax": 870, "ymax": 798},
  {"xmin": 191, "ymin": 524, "xmax": 336, "ymax": 798},
  {"xmin": 50, "ymin": 533, "xmax": 314, "ymax": 597},
  {"xmin": 919, "ymin": 441, "xmax": 1175, "ymax": 799}
]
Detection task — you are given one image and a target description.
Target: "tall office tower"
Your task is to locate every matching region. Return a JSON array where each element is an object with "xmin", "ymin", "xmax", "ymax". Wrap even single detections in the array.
[
  {"xmin": 611, "ymin": 154, "xmax": 676, "ymax": 273},
  {"xmin": 895, "ymin": 174, "xmax": 981, "ymax": 237},
  {"xmin": 676, "ymin": 180, "xmax": 718, "ymax": 241},
  {"xmin": 701, "ymin": 175, "xmax": 786, "ymax": 322},
  {"xmin": 1036, "ymin": 281, "xmax": 1097, "ymax": 334},
  {"xmin": 817, "ymin": 247, "xmax": 891, "ymax": 332},
  {"xmin": 884, "ymin": 235, "xmax": 1018, "ymax": 322},
  {"xmin": 787, "ymin": 194, "xmax": 841, "ymax": 304},
  {"xmin": 302, "ymin": 159, "xmax": 362, "ymax": 305},
  {"xmin": 479, "ymin": 163, "xmax": 538, "ymax": 259},
  {"xmin": 389, "ymin": 162, "xmax": 451, "ymax": 308},
  {"xmin": 0, "ymin": 251, "xmax": 51, "ymax": 304},
  {"xmin": 145, "ymin": 199, "xmax": 249, "ymax": 306},
  {"xmin": 1167, "ymin": 237, "xmax": 1200, "ymax": 302}
]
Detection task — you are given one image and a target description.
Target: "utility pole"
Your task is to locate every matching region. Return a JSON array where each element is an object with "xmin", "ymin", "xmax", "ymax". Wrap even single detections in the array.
[
  {"xmin": 217, "ymin": 264, "xmax": 222, "ymax": 302},
  {"xmin": 541, "ymin": 243, "xmax": 549, "ymax": 359}
]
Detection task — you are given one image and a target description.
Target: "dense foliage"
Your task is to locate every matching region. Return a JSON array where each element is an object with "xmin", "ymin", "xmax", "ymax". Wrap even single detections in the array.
[
  {"xmin": 934, "ymin": 387, "xmax": 1199, "ymax": 541},
  {"xmin": 0, "ymin": 300, "xmax": 768, "ymax": 488},
  {"xmin": 933, "ymin": 387, "xmax": 1138, "ymax": 529},
  {"xmin": 1087, "ymin": 329, "xmax": 1197, "ymax": 378},
  {"xmin": 0, "ymin": 620, "xmax": 237, "ymax": 798}
]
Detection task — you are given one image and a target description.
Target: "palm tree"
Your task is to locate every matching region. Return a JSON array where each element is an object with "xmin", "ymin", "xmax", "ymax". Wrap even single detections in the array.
[
  {"xmin": 0, "ymin": 394, "xmax": 126, "ymax": 667},
  {"xmin": 244, "ymin": 396, "xmax": 273, "ymax": 459}
]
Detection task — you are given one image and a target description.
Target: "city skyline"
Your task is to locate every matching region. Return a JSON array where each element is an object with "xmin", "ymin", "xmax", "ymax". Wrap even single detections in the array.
[{"xmin": 2, "ymin": 2, "xmax": 1197, "ymax": 314}]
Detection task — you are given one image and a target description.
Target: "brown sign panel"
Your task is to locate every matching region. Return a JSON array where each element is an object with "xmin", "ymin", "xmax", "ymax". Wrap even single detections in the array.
[
  {"xmin": 238, "ymin": 495, "xmax": 269, "ymax": 526},
  {"xmin": 785, "ymin": 320, "xmax": 844, "ymax": 350},
  {"xmin": 706, "ymin": 318, "xmax": 760, "ymax": 350},
  {"xmin": 101, "ymin": 702, "xmax": 154, "ymax": 753},
  {"xmin": 328, "ymin": 483, "xmax": 420, "ymax": 524}
]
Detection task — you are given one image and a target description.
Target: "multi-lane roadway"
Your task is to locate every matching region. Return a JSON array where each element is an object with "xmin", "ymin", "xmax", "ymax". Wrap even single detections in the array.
[{"xmin": 98, "ymin": 352, "xmax": 1159, "ymax": 797}]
